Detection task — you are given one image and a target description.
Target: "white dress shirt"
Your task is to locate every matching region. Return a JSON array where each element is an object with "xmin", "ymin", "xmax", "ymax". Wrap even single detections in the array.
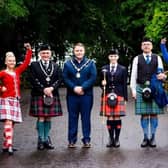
[
  {"xmin": 110, "ymin": 63, "xmax": 117, "ymax": 72},
  {"xmin": 42, "ymin": 60, "xmax": 49, "ymax": 69}
]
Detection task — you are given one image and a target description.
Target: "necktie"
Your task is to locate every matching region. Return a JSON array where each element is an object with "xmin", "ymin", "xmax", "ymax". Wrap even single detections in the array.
[
  {"xmin": 111, "ymin": 66, "xmax": 115, "ymax": 74},
  {"xmin": 44, "ymin": 61, "xmax": 48, "ymax": 69},
  {"xmin": 146, "ymin": 55, "xmax": 150, "ymax": 64}
]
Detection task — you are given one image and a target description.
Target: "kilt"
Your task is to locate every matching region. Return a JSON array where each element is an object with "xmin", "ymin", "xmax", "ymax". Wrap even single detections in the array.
[
  {"xmin": 0, "ymin": 97, "xmax": 22, "ymax": 123},
  {"xmin": 100, "ymin": 95, "xmax": 126, "ymax": 117},
  {"xmin": 29, "ymin": 95, "xmax": 63, "ymax": 117},
  {"xmin": 135, "ymin": 85, "xmax": 164, "ymax": 115}
]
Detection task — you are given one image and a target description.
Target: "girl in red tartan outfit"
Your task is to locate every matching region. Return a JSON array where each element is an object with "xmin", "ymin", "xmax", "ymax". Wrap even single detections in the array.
[
  {"xmin": 0, "ymin": 43, "xmax": 32, "ymax": 155},
  {"xmin": 100, "ymin": 49, "xmax": 128, "ymax": 148}
]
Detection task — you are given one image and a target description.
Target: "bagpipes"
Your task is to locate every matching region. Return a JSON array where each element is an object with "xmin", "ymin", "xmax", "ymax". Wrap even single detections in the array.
[{"xmin": 147, "ymin": 69, "xmax": 168, "ymax": 108}]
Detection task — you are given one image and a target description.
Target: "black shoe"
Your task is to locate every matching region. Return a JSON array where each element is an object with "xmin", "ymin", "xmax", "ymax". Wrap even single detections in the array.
[
  {"xmin": 2, "ymin": 148, "xmax": 17, "ymax": 153},
  {"xmin": 141, "ymin": 139, "xmax": 149, "ymax": 148},
  {"xmin": 37, "ymin": 140, "xmax": 45, "ymax": 150},
  {"xmin": 149, "ymin": 138, "xmax": 156, "ymax": 148},
  {"xmin": 37, "ymin": 137, "xmax": 45, "ymax": 150},
  {"xmin": 106, "ymin": 138, "xmax": 113, "ymax": 148},
  {"xmin": 44, "ymin": 136, "xmax": 54, "ymax": 150},
  {"xmin": 8, "ymin": 147, "xmax": 14, "ymax": 155},
  {"xmin": 37, "ymin": 142, "xmax": 45, "ymax": 150},
  {"xmin": 114, "ymin": 139, "xmax": 120, "ymax": 148}
]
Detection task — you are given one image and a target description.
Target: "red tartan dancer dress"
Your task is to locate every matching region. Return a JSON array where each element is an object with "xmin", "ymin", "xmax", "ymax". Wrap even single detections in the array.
[
  {"xmin": 0, "ymin": 44, "xmax": 32, "ymax": 155},
  {"xmin": 100, "ymin": 49, "xmax": 127, "ymax": 148}
]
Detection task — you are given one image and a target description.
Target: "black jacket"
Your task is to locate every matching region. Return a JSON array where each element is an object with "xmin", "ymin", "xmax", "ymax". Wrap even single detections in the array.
[
  {"xmin": 28, "ymin": 60, "xmax": 62, "ymax": 96},
  {"xmin": 100, "ymin": 64, "xmax": 128, "ymax": 101}
]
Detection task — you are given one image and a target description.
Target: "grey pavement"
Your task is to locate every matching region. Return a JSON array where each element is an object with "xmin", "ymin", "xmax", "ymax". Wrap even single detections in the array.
[{"xmin": 0, "ymin": 87, "xmax": 168, "ymax": 168}]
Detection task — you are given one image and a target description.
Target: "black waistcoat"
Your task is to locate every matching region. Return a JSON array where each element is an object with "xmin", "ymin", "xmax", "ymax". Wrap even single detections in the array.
[{"xmin": 137, "ymin": 54, "xmax": 158, "ymax": 84}]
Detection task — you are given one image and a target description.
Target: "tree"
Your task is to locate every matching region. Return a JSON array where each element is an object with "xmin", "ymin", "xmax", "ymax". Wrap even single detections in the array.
[{"xmin": 145, "ymin": 1, "xmax": 168, "ymax": 47}]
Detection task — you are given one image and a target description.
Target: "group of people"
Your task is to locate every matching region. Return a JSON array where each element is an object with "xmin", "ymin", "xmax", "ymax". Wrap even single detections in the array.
[{"xmin": 0, "ymin": 37, "xmax": 168, "ymax": 155}]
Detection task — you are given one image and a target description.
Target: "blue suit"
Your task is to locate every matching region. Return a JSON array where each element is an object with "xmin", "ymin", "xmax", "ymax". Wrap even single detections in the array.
[{"xmin": 63, "ymin": 56, "xmax": 97, "ymax": 144}]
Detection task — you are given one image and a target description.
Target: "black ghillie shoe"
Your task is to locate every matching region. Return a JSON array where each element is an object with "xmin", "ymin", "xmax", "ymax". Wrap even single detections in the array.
[
  {"xmin": 113, "ymin": 139, "xmax": 120, "ymax": 148},
  {"xmin": 106, "ymin": 138, "xmax": 114, "ymax": 148},
  {"xmin": 44, "ymin": 136, "xmax": 54, "ymax": 150},
  {"xmin": 3, "ymin": 148, "xmax": 18, "ymax": 152},
  {"xmin": 8, "ymin": 147, "xmax": 14, "ymax": 155},
  {"xmin": 141, "ymin": 139, "xmax": 149, "ymax": 148},
  {"xmin": 37, "ymin": 137, "xmax": 45, "ymax": 150},
  {"xmin": 149, "ymin": 138, "xmax": 156, "ymax": 148}
]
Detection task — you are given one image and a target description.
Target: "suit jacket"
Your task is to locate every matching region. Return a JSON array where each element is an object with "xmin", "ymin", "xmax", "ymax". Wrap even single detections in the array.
[
  {"xmin": 28, "ymin": 60, "xmax": 62, "ymax": 96},
  {"xmin": 63, "ymin": 56, "xmax": 97, "ymax": 96},
  {"xmin": 101, "ymin": 64, "xmax": 128, "ymax": 101}
]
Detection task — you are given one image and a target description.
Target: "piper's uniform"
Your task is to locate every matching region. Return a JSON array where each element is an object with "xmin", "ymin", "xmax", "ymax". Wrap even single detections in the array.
[
  {"xmin": 100, "ymin": 64, "xmax": 128, "ymax": 117},
  {"xmin": 130, "ymin": 52, "xmax": 164, "ymax": 148}
]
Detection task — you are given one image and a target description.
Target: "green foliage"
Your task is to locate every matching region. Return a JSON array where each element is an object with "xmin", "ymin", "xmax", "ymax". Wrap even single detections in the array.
[
  {"xmin": 6, "ymin": 0, "xmax": 29, "ymax": 18},
  {"xmin": 0, "ymin": 0, "xmax": 29, "ymax": 24},
  {"xmin": 145, "ymin": 2, "xmax": 168, "ymax": 42},
  {"xmin": 0, "ymin": 0, "xmax": 167, "ymax": 72}
]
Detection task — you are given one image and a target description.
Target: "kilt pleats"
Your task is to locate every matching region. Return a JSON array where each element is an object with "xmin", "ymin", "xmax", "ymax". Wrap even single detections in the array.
[
  {"xmin": 100, "ymin": 95, "xmax": 126, "ymax": 117},
  {"xmin": 135, "ymin": 85, "xmax": 164, "ymax": 115},
  {"xmin": 0, "ymin": 97, "xmax": 22, "ymax": 123},
  {"xmin": 29, "ymin": 96, "xmax": 63, "ymax": 117}
]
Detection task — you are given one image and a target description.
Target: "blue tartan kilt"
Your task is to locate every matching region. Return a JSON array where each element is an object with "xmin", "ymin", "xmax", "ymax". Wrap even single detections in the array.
[
  {"xmin": 29, "ymin": 95, "xmax": 63, "ymax": 117},
  {"xmin": 135, "ymin": 85, "xmax": 164, "ymax": 115}
]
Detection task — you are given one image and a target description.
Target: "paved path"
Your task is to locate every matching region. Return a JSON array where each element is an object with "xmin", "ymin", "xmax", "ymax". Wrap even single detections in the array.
[{"xmin": 0, "ymin": 87, "xmax": 168, "ymax": 168}]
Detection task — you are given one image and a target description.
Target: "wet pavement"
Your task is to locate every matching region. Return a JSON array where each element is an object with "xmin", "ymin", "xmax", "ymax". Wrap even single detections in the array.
[{"xmin": 0, "ymin": 87, "xmax": 168, "ymax": 168}]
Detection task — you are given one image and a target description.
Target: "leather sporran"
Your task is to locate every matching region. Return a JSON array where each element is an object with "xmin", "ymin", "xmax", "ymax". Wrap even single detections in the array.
[
  {"xmin": 142, "ymin": 87, "xmax": 152, "ymax": 102},
  {"xmin": 43, "ymin": 95, "xmax": 54, "ymax": 106},
  {"xmin": 107, "ymin": 93, "xmax": 118, "ymax": 107}
]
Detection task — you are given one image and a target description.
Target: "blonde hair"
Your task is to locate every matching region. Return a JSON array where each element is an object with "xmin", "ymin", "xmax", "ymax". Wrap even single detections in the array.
[{"xmin": 5, "ymin": 52, "xmax": 15, "ymax": 61}]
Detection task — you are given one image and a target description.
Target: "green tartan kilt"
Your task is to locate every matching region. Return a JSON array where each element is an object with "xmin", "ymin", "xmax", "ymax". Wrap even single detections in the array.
[{"xmin": 135, "ymin": 85, "xmax": 164, "ymax": 115}]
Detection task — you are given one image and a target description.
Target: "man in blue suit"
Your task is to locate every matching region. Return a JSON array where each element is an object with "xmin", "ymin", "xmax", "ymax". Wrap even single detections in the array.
[{"xmin": 63, "ymin": 42, "xmax": 97, "ymax": 148}]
